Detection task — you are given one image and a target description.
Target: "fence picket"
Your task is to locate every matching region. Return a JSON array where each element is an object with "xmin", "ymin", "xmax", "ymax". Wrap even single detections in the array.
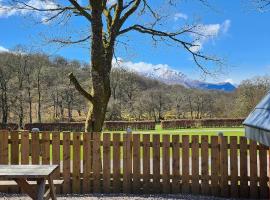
[
  {"xmin": 103, "ymin": 133, "xmax": 111, "ymax": 193},
  {"xmin": 0, "ymin": 130, "xmax": 8, "ymax": 193},
  {"xmin": 229, "ymin": 136, "xmax": 238, "ymax": 198},
  {"xmin": 63, "ymin": 131, "xmax": 71, "ymax": 193},
  {"xmin": 31, "ymin": 131, "xmax": 40, "ymax": 164},
  {"xmin": 240, "ymin": 137, "xmax": 248, "ymax": 198},
  {"xmin": 153, "ymin": 134, "xmax": 160, "ymax": 193},
  {"xmin": 83, "ymin": 132, "xmax": 91, "ymax": 193},
  {"xmin": 172, "ymin": 135, "xmax": 180, "ymax": 193},
  {"xmin": 113, "ymin": 134, "xmax": 121, "ymax": 193},
  {"xmin": 182, "ymin": 135, "xmax": 190, "ymax": 193},
  {"xmin": 72, "ymin": 132, "xmax": 81, "ymax": 193},
  {"xmin": 220, "ymin": 136, "xmax": 228, "ymax": 197},
  {"xmin": 21, "ymin": 131, "xmax": 29, "ymax": 164},
  {"xmin": 93, "ymin": 132, "xmax": 101, "ymax": 193},
  {"xmin": 123, "ymin": 134, "xmax": 132, "ymax": 193},
  {"xmin": 191, "ymin": 135, "xmax": 199, "ymax": 194},
  {"xmin": 10, "ymin": 131, "xmax": 19, "ymax": 164},
  {"xmin": 162, "ymin": 135, "xmax": 170, "ymax": 193},
  {"xmin": 41, "ymin": 132, "xmax": 50, "ymax": 164},
  {"xmin": 259, "ymin": 144, "xmax": 268, "ymax": 199},
  {"xmin": 0, "ymin": 130, "xmax": 8, "ymax": 164},
  {"xmin": 52, "ymin": 131, "xmax": 60, "ymax": 193},
  {"xmin": 249, "ymin": 140, "xmax": 258, "ymax": 199},
  {"xmin": 211, "ymin": 136, "xmax": 219, "ymax": 196},
  {"xmin": 143, "ymin": 134, "xmax": 150, "ymax": 193},
  {"xmin": 133, "ymin": 134, "xmax": 141, "ymax": 193},
  {"xmin": 201, "ymin": 135, "xmax": 209, "ymax": 195}
]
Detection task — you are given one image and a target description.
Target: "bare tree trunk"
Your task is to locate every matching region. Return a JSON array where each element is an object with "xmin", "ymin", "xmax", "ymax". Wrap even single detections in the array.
[
  {"xmin": 37, "ymin": 73, "xmax": 42, "ymax": 123},
  {"xmin": 27, "ymin": 85, "xmax": 32, "ymax": 123},
  {"xmin": 1, "ymin": 87, "xmax": 8, "ymax": 124}
]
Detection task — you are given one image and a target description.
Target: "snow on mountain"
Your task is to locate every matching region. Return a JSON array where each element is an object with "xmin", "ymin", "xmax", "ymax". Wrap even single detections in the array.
[{"xmin": 112, "ymin": 59, "xmax": 236, "ymax": 92}]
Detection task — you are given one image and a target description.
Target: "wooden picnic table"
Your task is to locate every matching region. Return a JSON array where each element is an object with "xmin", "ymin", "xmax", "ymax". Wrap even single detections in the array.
[{"xmin": 0, "ymin": 165, "xmax": 59, "ymax": 200}]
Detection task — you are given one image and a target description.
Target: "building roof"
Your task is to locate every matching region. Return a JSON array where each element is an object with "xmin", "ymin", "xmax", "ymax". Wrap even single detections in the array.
[{"xmin": 243, "ymin": 91, "xmax": 270, "ymax": 132}]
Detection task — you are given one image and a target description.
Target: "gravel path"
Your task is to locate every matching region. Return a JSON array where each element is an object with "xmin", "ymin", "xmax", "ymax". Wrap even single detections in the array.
[{"xmin": 0, "ymin": 193, "xmax": 248, "ymax": 200}]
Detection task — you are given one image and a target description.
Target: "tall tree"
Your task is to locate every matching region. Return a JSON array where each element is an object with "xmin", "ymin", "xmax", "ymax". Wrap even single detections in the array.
[{"xmin": 5, "ymin": 0, "xmax": 222, "ymax": 131}]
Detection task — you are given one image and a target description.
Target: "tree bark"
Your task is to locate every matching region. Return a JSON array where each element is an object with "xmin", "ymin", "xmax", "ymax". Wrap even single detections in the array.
[
  {"xmin": 37, "ymin": 71, "xmax": 42, "ymax": 123},
  {"xmin": 84, "ymin": 2, "xmax": 112, "ymax": 132}
]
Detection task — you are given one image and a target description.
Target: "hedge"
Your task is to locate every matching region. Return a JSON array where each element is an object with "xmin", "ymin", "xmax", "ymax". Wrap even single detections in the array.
[
  {"xmin": 24, "ymin": 122, "xmax": 85, "ymax": 132},
  {"xmin": 24, "ymin": 121, "xmax": 156, "ymax": 131},
  {"xmin": 104, "ymin": 121, "xmax": 156, "ymax": 131},
  {"xmin": 161, "ymin": 118, "xmax": 245, "ymax": 129},
  {"xmin": 200, "ymin": 118, "xmax": 245, "ymax": 128},
  {"xmin": 0, "ymin": 123, "xmax": 19, "ymax": 130},
  {"xmin": 161, "ymin": 119, "xmax": 197, "ymax": 129}
]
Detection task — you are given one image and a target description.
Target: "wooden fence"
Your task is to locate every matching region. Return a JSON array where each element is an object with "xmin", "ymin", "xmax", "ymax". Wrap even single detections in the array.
[{"xmin": 0, "ymin": 130, "xmax": 269, "ymax": 198}]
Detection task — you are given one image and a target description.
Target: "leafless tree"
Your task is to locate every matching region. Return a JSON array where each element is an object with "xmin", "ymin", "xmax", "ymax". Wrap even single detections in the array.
[{"xmin": 3, "ymin": 0, "xmax": 223, "ymax": 131}]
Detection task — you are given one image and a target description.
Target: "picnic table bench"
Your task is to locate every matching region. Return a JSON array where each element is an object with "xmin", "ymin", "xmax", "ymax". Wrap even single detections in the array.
[{"xmin": 0, "ymin": 165, "xmax": 63, "ymax": 200}]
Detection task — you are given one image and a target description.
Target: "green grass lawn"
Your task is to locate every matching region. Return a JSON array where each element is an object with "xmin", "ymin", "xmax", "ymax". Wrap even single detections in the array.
[{"xmin": 106, "ymin": 125, "xmax": 245, "ymax": 137}]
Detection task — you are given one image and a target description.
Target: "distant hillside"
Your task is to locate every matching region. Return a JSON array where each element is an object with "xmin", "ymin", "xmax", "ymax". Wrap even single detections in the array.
[{"xmin": 115, "ymin": 62, "xmax": 236, "ymax": 92}]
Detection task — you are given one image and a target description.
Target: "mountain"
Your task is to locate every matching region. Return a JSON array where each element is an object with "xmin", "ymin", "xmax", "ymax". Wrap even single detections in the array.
[{"xmin": 133, "ymin": 66, "xmax": 236, "ymax": 92}]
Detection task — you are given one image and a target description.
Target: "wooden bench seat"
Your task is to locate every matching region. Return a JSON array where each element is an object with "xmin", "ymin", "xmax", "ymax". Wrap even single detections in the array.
[{"xmin": 0, "ymin": 180, "xmax": 64, "ymax": 186}]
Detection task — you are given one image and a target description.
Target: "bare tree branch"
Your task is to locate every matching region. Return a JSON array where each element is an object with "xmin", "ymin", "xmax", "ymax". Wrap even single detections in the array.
[
  {"xmin": 118, "ymin": 24, "xmax": 222, "ymax": 74},
  {"xmin": 67, "ymin": 0, "xmax": 92, "ymax": 21},
  {"xmin": 69, "ymin": 73, "xmax": 93, "ymax": 102}
]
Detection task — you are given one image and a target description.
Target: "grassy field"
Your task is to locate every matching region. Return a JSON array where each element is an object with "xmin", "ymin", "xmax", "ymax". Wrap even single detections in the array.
[{"xmin": 107, "ymin": 124, "xmax": 245, "ymax": 137}]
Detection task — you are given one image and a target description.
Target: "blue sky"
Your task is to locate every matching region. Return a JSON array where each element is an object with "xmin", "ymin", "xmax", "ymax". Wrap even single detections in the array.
[{"xmin": 0, "ymin": 0, "xmax": 270, "ymax": 84}]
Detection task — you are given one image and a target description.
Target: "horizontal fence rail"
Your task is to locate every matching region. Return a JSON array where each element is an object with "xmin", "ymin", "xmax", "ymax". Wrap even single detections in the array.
[{"xmin": 0, "ymin": 130, "xmax": 268, "ymax": 198}]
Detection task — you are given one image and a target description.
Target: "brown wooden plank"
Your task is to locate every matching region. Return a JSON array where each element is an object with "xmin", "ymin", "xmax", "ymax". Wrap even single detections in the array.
[
  {"xmin": 162, "ymin": 135, "xmax": 170, "ymax": 193},
  {"xmin": 182, "ymin": 135, "xmax": 190, "ymax": 193},
  {"xmin": 102, "ymin": 133, "xmax": 111, "ymax": 193},
  {"xmin": 201, "ymin": 135, "xmax": 209, "ymax": 195},
  {"xmin": 83, "ymin": 132, "xmax": 91, "ymax": 193},
  {"xmin": 113, "ymin": 134, "xmax": 121, "ymax": 193},
  {"xmin": 21, "ymin": 131, "xmax": 30, "ymax": 164},
  {"xmin": 240, "ymin": 137, "xmax": 248, "ymax": 198},
  {"xmin": 52, "ymin": 132, "xmax": 60, "ymax": 193},
  {"xmin": 191, "ymin": 135, "xmax": 199, "ymax": 194},
  {"xmin": 10, "ymin": 131, "xmax": 19, "ymax": 193},
  {"xmin": 41, "ymin": 132, "xmax": 50, "ymax": 165},
  {"xmin": 143, "ymin": 134, "xmax": 151, "ymax": 193},
  {"xmin": 211, "ymin": 136, "xmax": 219, "ymax": 196},
  {"xmin": 152, "ymin": 134, "xmax": 160, "ymax": 193},
  {"xmin": 11, "ymin": 131, "xmax": 19, "ymax": 164},
  {"xmin": 132, "ymin": 134, "xmax": 141, "ymax": 193},
  {"xmin": 72, "ymin": 132, "xmax": 81, "ymax": 193},
  {"xmin": 0, "ymin": 130, "xmax": 9, "ymax": 193},
  {"xmin": 123, "ymin": 134, "xmax": 132, "ymax": 193},
  {"xmin": 249, "ymin": 140, "xmax": 258, "ymax": 199},
  {"xmin": 31, "ymin": 131, "xmax": 40, "ymax": 165},
  {"xmin": 259, "ymin": 144, "xmax": 268, "ymax": 199},
  {"xmin": 63, "ymin": 132, "xmax": 71, "ymax": 193},
  {"xmin": 220, "ymin": 136, "xmax": 229, "ymax": 197},
  {"xmin": 92, "ymin": 132, "xmax": 101, "ymax": 193},
  {"xmin": 172, "ymin": 135, "xmax": 180, "ymax": 193},
  {"xmin": 229, "ymin": 136, "xmax": 238, "ymax": 198},
  {"xmin": 0, "ymin": 165, "xmax": 58, "ymax": 177}
]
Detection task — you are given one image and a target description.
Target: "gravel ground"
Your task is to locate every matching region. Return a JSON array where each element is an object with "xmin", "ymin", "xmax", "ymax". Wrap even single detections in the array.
[{"xmin": 0, "ymin": 193, "xmax": 249, "ymax": 200}]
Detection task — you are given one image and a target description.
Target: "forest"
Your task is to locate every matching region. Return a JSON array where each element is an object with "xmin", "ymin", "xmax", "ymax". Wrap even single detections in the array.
[{"xmin": 0, "ymin": 51, "xmax": 268, "ymax": 127}]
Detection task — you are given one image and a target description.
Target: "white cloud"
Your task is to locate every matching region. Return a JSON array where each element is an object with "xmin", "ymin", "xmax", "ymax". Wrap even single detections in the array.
[
  {"xmin": 0, "ymin": 45, "xmax": 9, "ymax": 52},
  {"xmin": 221, "ymin": 19, "xmax": 231, "ymax": 34},
  {"xmin": 190, "ymin": 19, "xmax": 231, "ymax": 52},
  {"xmin": 0, "ymin": 0, "xmax": 58, "ymax": 22},
  {"xmin": 174, "ymin": 12, "xmax": 188, "ymax": 21}
]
